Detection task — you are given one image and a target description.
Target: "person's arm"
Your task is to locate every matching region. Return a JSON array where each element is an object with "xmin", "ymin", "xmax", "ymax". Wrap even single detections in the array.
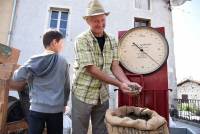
[
  {"xmin": 86, "ymin": 65, "xmax": 120, "ymax": 87},
  {"xmin": 10, "ymin": 65, "xmax": 29, "ymax": 91},
  {"xmin": 111, "ymin": 60, "xmax": 142, "ymax": 90},
  {"xmin": 9, "ymin": 80, "xmax": 26, "ymax": 91},
  {"xmin": 85, "ymin": 65, "xmax": 132, "ymax": 94},
  {"xmin": 64, "ymin": 64, "xmax": 70, "ymax": 106},
  {"xmin": 110, "ymin": 37, "xmax": 129, "ymax": 83},
  {"xmin": 111, "ymin": 60, "xmax": 130, "ymax": 83}
]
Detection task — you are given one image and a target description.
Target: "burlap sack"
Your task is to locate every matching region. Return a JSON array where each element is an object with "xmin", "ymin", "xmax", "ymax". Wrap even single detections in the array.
[{"xmin": 105, "ymin": 106, "xmax": 169, "ymax": 134}]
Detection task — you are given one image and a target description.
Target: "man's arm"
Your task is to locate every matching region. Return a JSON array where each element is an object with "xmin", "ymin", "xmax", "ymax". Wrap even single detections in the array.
[
  {"xmin": 111, "ymin": 60, "xmax": 130, "ymax": 83},
  {"xmin": 85, "ymin": 65, "xmax": 132, "ymax": 94},
  {"xmin": 86, "ymin": 65, "xmax": 121, "ymax": 87},
  {"xmin": 111, "ymin": 60, "xmax": 142, "ymax": 90}
]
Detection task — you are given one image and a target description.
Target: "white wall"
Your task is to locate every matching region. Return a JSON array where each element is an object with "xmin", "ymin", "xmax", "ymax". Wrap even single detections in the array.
[{"xmin": 10, "ymin": 0, "xmax": 177, "ymax": 108}]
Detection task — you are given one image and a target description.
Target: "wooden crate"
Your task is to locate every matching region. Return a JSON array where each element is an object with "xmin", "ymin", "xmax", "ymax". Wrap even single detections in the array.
[
  {"xmin": 0, "ymin": 64, "xmax": 28, "ymax": 134},
  {"xmin": 6, "ymin": 120, "xmax": 28, "ymax": 134},
  {"xmin": 0, "ymin": 43, "xmax": 20, "ymax": 64},
  {"xmin": 0, "ymin": 43, "xmax": 28, "ymax": 133}
]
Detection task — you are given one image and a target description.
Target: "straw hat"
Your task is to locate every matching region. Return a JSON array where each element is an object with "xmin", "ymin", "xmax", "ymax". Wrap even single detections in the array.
[{"xmin": 83, "ymin": 0, "xmax": 110, "ymax": 19}]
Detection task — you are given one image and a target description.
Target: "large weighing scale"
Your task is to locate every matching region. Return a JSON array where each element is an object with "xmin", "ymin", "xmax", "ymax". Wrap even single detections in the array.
[{"xmin": 118, "ymin": 27, "xmax": 169, "ymax": 122}]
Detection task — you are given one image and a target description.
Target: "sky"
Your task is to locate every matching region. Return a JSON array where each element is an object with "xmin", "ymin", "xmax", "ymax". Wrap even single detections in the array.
[{"xmin": 172, "ymin": 0, "xmax": 200, "ymax": 82}]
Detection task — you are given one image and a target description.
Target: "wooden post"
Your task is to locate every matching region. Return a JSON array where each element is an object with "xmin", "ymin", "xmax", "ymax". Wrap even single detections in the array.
[{"xmin": 0, "ymin": 64, "xmax": 15, "ymax": 134}]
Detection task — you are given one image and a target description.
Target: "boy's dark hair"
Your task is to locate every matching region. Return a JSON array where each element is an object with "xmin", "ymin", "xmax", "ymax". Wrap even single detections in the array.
[{"xmin": 43, "ymin": 30, "xmax": 64, "ymax": 48}]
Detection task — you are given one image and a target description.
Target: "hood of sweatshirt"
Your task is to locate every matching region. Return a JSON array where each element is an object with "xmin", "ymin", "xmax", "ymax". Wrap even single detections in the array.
[{"xmin": 24, "ymin": 52, "xmax": 58, "ymax": 77}]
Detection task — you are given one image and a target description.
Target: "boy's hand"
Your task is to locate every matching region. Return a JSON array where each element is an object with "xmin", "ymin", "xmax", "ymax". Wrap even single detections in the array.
[{"xmin": 64, "ymin": 106, "xmax": 71, "ymax": 113}]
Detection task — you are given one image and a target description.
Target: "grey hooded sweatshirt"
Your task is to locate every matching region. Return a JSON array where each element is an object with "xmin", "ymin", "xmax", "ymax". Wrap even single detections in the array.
[{"xmin": 13, "ymin": 51, "xmax": 70, "ymax": 113}]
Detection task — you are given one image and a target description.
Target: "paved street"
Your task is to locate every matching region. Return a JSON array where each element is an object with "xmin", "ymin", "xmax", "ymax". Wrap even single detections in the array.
[{"xmin": 174, "ymin": 120, "xmax": 200, "ymax": 134}]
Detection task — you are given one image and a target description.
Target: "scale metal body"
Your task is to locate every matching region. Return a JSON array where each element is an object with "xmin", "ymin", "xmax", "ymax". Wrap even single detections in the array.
[{"xmin": 118, "ymin": 27, "xmax": 169, "ymax": 123}]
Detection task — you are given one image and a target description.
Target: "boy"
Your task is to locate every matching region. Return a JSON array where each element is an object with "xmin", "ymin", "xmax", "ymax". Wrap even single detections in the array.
[{"xmin": 9, "ymin": 30, "xmax": 70, "ymax": 134}]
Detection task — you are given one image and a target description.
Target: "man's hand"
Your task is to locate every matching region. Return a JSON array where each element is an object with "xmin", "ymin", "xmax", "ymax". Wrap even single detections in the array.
[
  {"xmin": 119, "ymin": 82, "xmax": 143, "ymax": 96},
  {"xmin": 119, "ymin": 82, "xmax": 134, "ymax": 95},
  {"xmin": 126, "ymin": 81, "xmax": 143, "ymax": 95},
  {"xmin": 126, "ymin": 82, "xmax": 143, "ymax": 92}
]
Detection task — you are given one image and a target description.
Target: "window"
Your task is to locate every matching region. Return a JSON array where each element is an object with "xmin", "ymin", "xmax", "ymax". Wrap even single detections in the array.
[
  {"xmin": 134, "ymin": 18, "xmax": 151, "ymax": 27},
  {"xmin": 49, "ymin": 9, "xmax": 69, "ymax": 37},
  {"xmin": 135, "ymin": 0, "xmax": 150, "ymax": 10}
]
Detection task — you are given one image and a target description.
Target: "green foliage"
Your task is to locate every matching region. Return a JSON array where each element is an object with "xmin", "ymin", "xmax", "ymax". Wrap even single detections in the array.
[{"xmin": 177, "ymin": 102, "xmax": 200, "ymax": 116}]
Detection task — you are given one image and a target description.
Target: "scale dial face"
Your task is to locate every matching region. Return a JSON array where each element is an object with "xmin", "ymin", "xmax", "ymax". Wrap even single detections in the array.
[{"xmin": 119, "ymin": 27, "xmax": 169, "ymax": 75}]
